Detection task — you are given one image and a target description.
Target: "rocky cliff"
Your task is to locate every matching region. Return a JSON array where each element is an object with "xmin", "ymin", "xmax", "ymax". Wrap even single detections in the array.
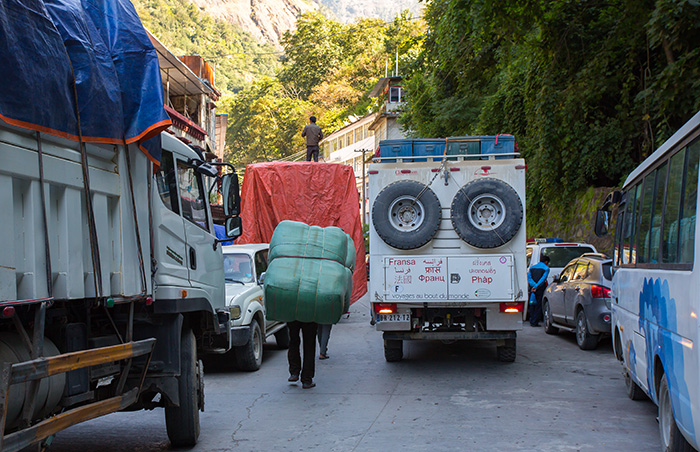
[
  {"xmin": 189, "ymin": 0, "xmax": 423, "ymax": 47},
  {"xmin": 189, "ymin": 0, "xmax": 322, "ymax": 46}
]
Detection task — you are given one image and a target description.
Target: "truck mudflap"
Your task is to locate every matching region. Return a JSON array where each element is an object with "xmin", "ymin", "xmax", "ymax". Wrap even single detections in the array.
[
  {"xmin": 383, "ymin": 331, "xmax": 516, "ymax": 341},
  {"xmin": 0, "ymin": 338, "xmax": 156, "ymax": 452}
]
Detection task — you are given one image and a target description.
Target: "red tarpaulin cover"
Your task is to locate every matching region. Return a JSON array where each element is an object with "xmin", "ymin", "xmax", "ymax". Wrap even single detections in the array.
[{"xmin": 236, "ymin": 162, "xmax": 367, "ymax": 303}]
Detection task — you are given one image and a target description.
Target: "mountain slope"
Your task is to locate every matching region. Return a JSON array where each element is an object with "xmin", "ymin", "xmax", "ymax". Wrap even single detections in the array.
[{"xmin": 189, "ymin": 0, "xmax": 423, "ymax": 46}]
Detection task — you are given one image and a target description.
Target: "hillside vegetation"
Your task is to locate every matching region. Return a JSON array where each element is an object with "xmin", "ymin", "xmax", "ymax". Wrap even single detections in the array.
[
  {"xmin": 400, "ymin": 0, "xmax": 700, "ymax": 236},
  {"xmin": 133, "ymin": 0, "xmax": 280, "ymax": 93},
  {"xmin": 223, "ymin": 11, "xmax": 423, "ymax": 166}
]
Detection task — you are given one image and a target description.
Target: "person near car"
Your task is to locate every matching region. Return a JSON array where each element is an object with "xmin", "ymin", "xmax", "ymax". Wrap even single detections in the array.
[
  {"xmin": 301, "ymin": 116, "xmax": 323, "ymax": 162},
  {"xmin": 287, "ymin": 321, "xmax": 318, "ymax": 389},
  {"xmin": 317, "ymin": 324, "xmax": 332, "ymax": 359},
  {"xmin": 527, "ymin": 255, "xmax": 550, "ymax": 327}
]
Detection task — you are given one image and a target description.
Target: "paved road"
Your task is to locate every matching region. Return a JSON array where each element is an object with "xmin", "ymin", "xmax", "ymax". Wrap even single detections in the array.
[{"xmin": 50, "ymin": 294, "xmax": 661, "ymax": 452}]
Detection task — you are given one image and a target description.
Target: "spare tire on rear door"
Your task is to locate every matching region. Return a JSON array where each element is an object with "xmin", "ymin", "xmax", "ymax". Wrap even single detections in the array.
[
  {"xmin": 372, "ymin": 180, "xmax": 441, "ymax": 250},
  {"xmin": 450, "ymin": 178, "xmax": 523, "ymax": 248}
]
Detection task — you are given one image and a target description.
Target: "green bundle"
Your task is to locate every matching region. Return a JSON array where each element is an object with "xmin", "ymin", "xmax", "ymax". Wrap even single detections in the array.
[{"xmin": 264, "ymin": 221, "xmax": 355, "ymax": 324}]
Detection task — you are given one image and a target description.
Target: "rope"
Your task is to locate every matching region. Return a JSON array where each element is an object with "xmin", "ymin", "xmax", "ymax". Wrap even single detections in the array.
[{"xmin": 35, "ymin": 132, "xmax": 53, "ymax": 299}]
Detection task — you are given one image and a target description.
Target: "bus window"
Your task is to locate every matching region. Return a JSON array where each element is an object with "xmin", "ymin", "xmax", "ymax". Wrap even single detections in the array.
[
  {"xmin": 637, "ymin": 174, "xmax": 656, "ymax": 263},
  {"xmin": 662, "ymin": 149, "xmax": 685, "ymax": 263},
  {"xmin": 649, "ymin": 162, "xmax": 668, "ymax": 263},
  {"xmin": 622, "ymin": 184, "xmax": 641, "ymax": 264},
  {"xmin": 680, "ymin": 138, "xmax": 700, "ymax": 263}
]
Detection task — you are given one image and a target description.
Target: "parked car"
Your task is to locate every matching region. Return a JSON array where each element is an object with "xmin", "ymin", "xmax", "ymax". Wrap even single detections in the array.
[
  {"xmin": 542, "ymin": 253, "xmax": 613, "ymax": 350},
  {"xmin": 222, "ymin": 243, "xmax": 289, "ymax": 370},
  {"xmin": 526, "ymin": 239, "xmax": 597, "ymax": 284}
]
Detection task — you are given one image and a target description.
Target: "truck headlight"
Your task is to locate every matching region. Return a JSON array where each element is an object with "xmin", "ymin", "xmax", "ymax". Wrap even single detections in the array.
[{"xmin": 229, "ymin": 306, "xmax": 241, "ymax": 320}]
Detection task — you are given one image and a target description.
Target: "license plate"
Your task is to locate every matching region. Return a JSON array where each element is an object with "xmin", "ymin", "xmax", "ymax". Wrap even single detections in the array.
[{"xmin": 378, "ymin": 313, "xmax": 411, "ymax": 322}]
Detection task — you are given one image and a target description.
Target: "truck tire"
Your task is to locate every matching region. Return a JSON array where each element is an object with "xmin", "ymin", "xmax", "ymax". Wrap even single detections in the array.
[
  {"xmin": 497, "ymin": 338, "xmax": 516, "ymax": 362},
  {"xmin": 165, "ymin": 328, "xmax": 201, "ymax": 447},
  {"xmin": 372, "ymin": 180, "xmax": 441, "ymax": 250},
  {"xmin": 451, "ymin": 178, "xmax": 523, "ymax": 248},
  {"xmin": 275, "ymin": 325, "xmax": 290, "ymax": 349},
  {"xmin": 659, "ymin": 374, "xmax": 695, "ymax": 452},
  {"xmin": 384, "ymin": 339, "xmax": 403, "ymax": 362},
  {"xmin": 236, "ymin": 320, "xmax": 263, "ymax": 371}
]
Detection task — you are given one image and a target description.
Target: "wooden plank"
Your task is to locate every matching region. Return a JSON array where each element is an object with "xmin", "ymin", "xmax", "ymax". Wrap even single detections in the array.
[
  {"xmin": 9, "ymin": 338, "xmax": 155, "ymax": 385},
  {"xmin": 2, "ymin": 387, "xmax": 139, "ymax": 452}
]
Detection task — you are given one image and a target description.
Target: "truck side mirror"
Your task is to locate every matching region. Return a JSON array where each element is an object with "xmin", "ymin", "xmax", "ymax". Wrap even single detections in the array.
[
  {"xmin": 221, "ymin": 173, "xmax": 240, "ymax": 217},
  {"xmin": 225, "ymin": 216, "xmax": 242, "ymax": 239},
  {"xmin": 594, "ymin": 209, "xmax": 609, "ymax": 237}
]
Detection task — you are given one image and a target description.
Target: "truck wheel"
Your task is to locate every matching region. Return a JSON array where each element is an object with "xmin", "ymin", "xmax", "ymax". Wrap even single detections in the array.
[
  {"xmin": 624, "ymin": 368, "xmax": 647, "ymax": 401},
  {"xmin": 384, "ymin": 339, "xmax": 403, "ymax": 362},
  {"xmin": 543, "ymin": 301, "xmax": 558, "ymax": 335},
  {"xmin": 372, "ymin": 180, "xmax": 441, "ymax": 250},
  {"xmin": 274, "ymin": 325, "xmax": 290, "ymax": 349},
  {"xmin": 497, "ymin": 338, "xmax": 516, "ymax": 362},
  {"xmin": 236, "ymin": 321, "xmax": 263, "ymax": 371},
  {"xmin": 450, "ymin": 178, "xmax": 523, "ymax": 248},
  {"xmin": 575, "ymin": 310, "xmax": 598, "ymax": 350},
  {"xmin": 165, "ymin": 328, "xmax": 201, "ymax": 447},
  {"xmin": 659, "ymin": 374, "xmax": 694, "ymax": 452}
]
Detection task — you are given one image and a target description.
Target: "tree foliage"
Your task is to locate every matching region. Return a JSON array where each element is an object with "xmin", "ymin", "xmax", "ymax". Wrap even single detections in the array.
[
  {"xmin": 401, "ymin": 0, "xmax": 700, "ymax": 223},
  {"xmin": 224, "ymin": 11, "xmax": 424, "ymax": 163},
  {"xmin": 133, "ymin": 0, "xmax": 280, "ymax": 93}
]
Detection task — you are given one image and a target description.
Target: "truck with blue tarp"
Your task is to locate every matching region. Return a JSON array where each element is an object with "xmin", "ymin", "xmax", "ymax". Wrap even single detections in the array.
[
  {"xmin": 368, "ymin": 135, "xmax": 527, "ymax": 362},
  {"xmin": 0, "ymin": 1, "xmax": 241, "ymax": 449}
]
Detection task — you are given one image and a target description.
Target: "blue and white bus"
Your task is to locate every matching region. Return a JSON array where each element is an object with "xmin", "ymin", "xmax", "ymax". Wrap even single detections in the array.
[{"xmin": 596, "ymin": 111, "xmax": 700, "ymax": 451}]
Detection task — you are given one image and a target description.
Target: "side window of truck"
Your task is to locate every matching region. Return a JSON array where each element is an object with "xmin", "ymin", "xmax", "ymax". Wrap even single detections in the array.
[
  {"xmin": 254, "ymin": 251, "xmax": 267, "ymax": 278},
  {"xmin": 176, "ymin": 161, "xmax": 210, "ymax": 232},
  {"xmin": 155, "ymin": 150, "xmax": 180, "ymax": 214}
]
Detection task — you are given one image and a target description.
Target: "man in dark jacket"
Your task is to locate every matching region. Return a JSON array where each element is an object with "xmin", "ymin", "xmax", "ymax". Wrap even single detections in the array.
[
  {"xmin": 302, "ymin": 116, "xmax": 323, "ymax": 162},
  {"xmin": 527, "ymin": 255, "xmax": 550, "ymax": 327}
]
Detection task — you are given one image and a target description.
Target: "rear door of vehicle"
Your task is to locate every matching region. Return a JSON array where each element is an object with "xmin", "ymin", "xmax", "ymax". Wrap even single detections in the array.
[
  {"xmin": 549, "ymin": 262, "xmax": 576, "ymax": 324},
  {"xmin": 564, "ymin": 261, "xmax": 591, "ymax": 325}
]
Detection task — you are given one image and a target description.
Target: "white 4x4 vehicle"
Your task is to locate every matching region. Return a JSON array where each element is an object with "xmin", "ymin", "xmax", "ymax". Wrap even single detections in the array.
[
  {"xmin": 526, "ymin": 239, "xmax": 597, "ymax": 285},
  {"xmin": 222, "ymin": 243, "xmax": 288, "ymax": 370}
]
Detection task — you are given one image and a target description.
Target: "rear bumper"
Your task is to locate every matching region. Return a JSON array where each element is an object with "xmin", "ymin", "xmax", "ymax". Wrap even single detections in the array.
[
  {"xmin": 383, "ymin": 331, "xmax": 517, "ymax": 341},
  {"xmin": 587, "ymin": 301, "xmax": 611, "ymax": 334}
]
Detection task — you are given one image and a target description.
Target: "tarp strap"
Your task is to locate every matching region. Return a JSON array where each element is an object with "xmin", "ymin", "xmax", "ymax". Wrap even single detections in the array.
[
  {"xmin": 68, "ymin": 62, "xmax": 103, "ymax": 300},
  {"xmin": 35, "ymin": 132, "xmax": 53, "ymax": 299},
  {"xmin": 124, "ymin": 146, "xmax": 147, "ymax": 295}
]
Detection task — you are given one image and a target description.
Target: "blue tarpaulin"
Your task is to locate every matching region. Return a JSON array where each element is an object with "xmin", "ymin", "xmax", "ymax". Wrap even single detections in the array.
[{"xmin": 0, "ymin": 0, "xmax": 170, "ymax": 164}]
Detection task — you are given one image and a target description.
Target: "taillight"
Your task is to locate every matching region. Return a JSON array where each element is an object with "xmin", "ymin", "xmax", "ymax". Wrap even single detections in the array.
[
  {"xmin": 591, "ymin": 285, "xmax": 611, "ymax": 298},
  {"xmin": 373, "ymin": 303, "xmax": 397, "ymax": 314},
  {"xmin": 500, "ymin": 302, "xmax": 523, "ymax": 313}
]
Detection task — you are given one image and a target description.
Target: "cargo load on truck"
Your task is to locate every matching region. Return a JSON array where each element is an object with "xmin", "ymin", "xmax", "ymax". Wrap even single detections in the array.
[
  {"xmin": 264, "ymin": 221, "xmax": 355, "ymax": 324},
  {"xmin": 236, "ymin": 161, "xmax": 367, "ymax": 303}
]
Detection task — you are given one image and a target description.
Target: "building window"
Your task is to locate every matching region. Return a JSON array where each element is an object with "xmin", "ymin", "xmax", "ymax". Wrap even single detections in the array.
[{"xmin": 389, "ymin": 86, "xmax": 402, "ymax": 103}]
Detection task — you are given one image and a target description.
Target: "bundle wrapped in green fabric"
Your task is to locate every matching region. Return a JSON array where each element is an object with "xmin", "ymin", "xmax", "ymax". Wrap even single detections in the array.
[{"xmin": 265, "ymin": 220, "xmax": 355, "ymax": 324}]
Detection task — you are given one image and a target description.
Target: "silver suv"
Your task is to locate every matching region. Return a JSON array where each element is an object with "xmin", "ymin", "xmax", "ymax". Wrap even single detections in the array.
[{"xmin": 542, "ymin": 253, "xmax": 612, "ymax": 350}]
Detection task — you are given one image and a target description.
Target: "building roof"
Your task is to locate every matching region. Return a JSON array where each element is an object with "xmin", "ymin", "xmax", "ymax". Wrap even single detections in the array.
[
  {"xmin": 368, "ymin": 76, "xmax": 403, "ymax": 97},
  {"xmin": 147, "ymin": 31, "xmax": 220, "ymax": 100}
]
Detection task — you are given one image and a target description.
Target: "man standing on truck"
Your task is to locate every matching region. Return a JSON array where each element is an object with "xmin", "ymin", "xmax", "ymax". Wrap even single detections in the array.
[
  {"xmin": 527, "ymin": 255, "xmax": 550, "ymax": 327},
  {"xmin": 302, "ymin": 116, "xmax": 323, "ymax": 162}
]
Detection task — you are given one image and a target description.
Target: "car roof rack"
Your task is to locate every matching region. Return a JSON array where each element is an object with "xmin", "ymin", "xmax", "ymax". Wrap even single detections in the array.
[{"xmin": 581, "ymin": 252, "xmax": 610, "ymax": 260}]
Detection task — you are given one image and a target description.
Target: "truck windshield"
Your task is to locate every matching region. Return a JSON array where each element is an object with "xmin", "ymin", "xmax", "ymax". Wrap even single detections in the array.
[
  {"xmin": 542, "ymin": 246, "xmax": 595, "ymax": 267},
  {"xmin": 224, "ymin": 254, "xmax": 254, "ymax": 283}
]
